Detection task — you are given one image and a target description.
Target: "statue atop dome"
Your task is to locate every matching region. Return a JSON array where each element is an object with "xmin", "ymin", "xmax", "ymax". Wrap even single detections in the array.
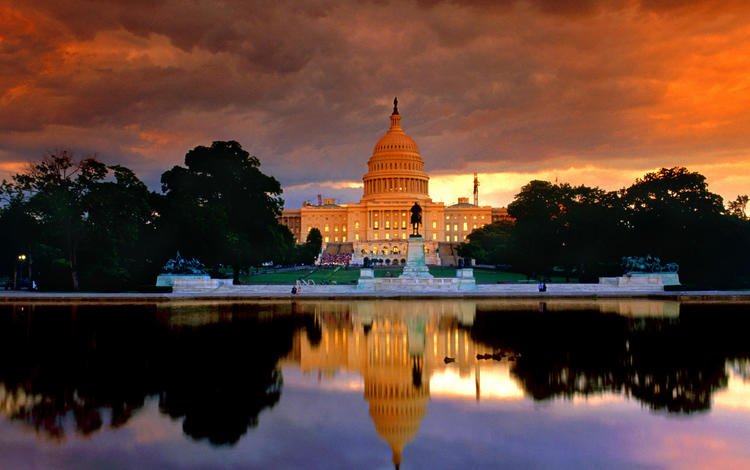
[{"xmin": 393, "ymin": 96, "xmax": 399, "ymax": 115}]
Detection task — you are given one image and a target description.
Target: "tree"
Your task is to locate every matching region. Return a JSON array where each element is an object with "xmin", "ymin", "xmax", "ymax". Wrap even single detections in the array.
[
  {"xmin": 457, "ymin": 219, "xmax": 514, "ymax": 266},
  {"xmin": 556, "ymin": 186, "xmax": 625, "ymax": 280},
  {"xmin": 728, "ymin": 195, "xmax": 749, "ymax": 219},
  {"xmin": 0, "ymin": 192, "xmax": 38, "ymax": 287},
  {"xmin": 160, "ymin": 141, "xmax": 285, "ymax": 282},
  {"xmin": 506, "ymin": 180, "xmax": 624, "ymax": 280},
  {"xmin": 297, "ymin": 227, "xmax": 323, "ymax": 265},
  {"xmin": 3, "ymin": 151, "xmax": 108, "ymax": 290},
  {"xmin": 0, "ymin": 152, "xmax": 155, "ymax": 290},
  {"xmin": 79, "ymin": 165, "xmax": 154, "ymax": 289},
  {"xmin": 506, "ymin": 180, "xmax": 567, "ymax": 277},
  {"xmin": 622, "ymin": 167, "xmax": 726, "ymax": 283}
]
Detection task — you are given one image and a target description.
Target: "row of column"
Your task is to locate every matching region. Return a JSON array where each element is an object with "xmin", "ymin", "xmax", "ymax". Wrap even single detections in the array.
[
  {"xmin": 365, "ymin": 177, "xmax": 427, "ymax": 195},
  {"xmin": 368, "ymin": 209, "xmax": 410, "ymax": 229}
]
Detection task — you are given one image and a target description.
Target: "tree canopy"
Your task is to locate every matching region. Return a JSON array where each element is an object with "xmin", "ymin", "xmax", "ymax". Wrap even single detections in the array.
[
  {"xmin": 0, "ymin": 152, "xmax": 153, "ymax": 290},
  {"xmin": 462, "ymin": 167, "xmax": 750, "ymax": 286},
  {"xmin": 159, "ymin": 141, "xmax": 291, "ymax": 282}
]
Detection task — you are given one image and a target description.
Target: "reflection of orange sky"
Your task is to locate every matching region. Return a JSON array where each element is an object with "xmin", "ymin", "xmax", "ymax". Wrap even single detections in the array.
[
  {"xmin": 430, "ymin": 365, "xmax": 524, "ymax": 400},
  {"xmin": 713, "ymin": 367, "xmax": 750, "ymax": 412}
]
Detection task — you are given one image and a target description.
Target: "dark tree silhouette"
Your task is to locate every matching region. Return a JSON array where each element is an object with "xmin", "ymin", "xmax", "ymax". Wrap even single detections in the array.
[{"xmin": 160, "ymin": 141, "xmax": 290, "ymax": 282}]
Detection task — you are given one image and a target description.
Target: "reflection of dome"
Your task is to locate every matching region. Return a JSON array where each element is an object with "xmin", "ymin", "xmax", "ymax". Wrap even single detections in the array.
[
  {"xmin": 366, "ymin": 376, "xmax": 429, "ymax": 469},
  {"xmin": 363, "ymin": 316, "xmax": 429, "ymax": 468},
  {"xmin": 362, "ymin": 98, "xmax": 430, "ymax": 201}
]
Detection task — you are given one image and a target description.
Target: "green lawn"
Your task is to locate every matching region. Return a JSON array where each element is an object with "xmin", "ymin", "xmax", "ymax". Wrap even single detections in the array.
[
  {"xmin": 428, "ymin": 267, "xmax": 530, "ymax": 283},
  {"xmin": 239, "ymin": 267, "xmax": 361, "ymax": 285},
  {"xmin": 238, "ymin": 266, "xmax": 571, "ymax": 284}
]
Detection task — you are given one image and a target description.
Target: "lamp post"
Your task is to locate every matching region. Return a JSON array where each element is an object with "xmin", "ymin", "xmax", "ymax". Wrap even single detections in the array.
[{"xmin": 14, "ymin": 254, "xmax": 27, "ymax": 290}]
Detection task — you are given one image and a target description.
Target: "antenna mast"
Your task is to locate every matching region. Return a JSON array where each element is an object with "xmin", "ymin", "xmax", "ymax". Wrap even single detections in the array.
[{"xmin": 473, "ymin": 172, "xmax": 479, "ymax": 206}]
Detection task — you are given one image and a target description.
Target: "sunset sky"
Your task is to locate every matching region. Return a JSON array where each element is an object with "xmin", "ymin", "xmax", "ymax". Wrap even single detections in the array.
[{"xmin": 2, "ymin": 0, "xmax": 750, "ymax": 209}]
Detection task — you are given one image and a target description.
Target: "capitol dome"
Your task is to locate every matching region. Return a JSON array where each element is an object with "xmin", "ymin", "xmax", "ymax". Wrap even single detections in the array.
[{"xmin": 362, "ymin": 98, "xmax": 430, "ymax": 201}]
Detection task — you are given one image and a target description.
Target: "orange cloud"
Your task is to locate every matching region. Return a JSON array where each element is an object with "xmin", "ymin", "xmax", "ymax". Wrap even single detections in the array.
[{"xmin": 2, "ymin": 1, "xmax": 750, "ymax": 207}]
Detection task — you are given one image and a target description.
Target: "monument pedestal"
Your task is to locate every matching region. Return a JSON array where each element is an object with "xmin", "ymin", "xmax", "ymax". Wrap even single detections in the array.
[
  {"xmin": 400, "ymin": 236, "xmax": 433, "ymax": 279},
  {"xmin": 356, "ymin": 236, "xmax": 476, "ymax": 291}
]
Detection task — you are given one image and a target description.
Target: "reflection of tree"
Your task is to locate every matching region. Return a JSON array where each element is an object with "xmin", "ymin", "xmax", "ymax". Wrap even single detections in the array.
[
  {"xmin": 0, "ymin": 305, "xmax": 161, "ymax": 439},
  {"xmin": 158, "ymin": 316, "xmax": 299, "ymax": 445},
  {"xmin": 471, "ymin": 304, "xmax": 750, "ymax": 413},
  {"xmin": 0, "ymin": 303, "xmax": 307, "ymax": 444}
]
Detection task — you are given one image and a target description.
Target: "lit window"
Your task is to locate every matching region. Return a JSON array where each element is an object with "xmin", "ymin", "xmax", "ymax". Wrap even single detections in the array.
[
  {"xmin": 446, "ymin": 224, "xmax": 451, "ymax": 232},
  {"xmin": 402, "ymin": 233, "xmax": 406, "ymax": 239},
  {"xmin": 334, "ymin": 237, "xmax": 339, "ymax": 242},
  {"xmin": 481, "ymin": 215, "xmax": 485, "ymax": 220},
  {"xmin": 402, "ymin": 212, "xmax": 406, "ymax": 217},
  {"xmin": 473, "ymin": 215, "xmax": 477, "ymax": 219},
  {"xmin": 446, "ymin": 216, "xmax": 450, "ymax": 220},
  {"xmin": 453, "ymin": 224, "xmax": 458, "ymax": 231},
  {"xmin": 385, "ymin": 233, "xmax": 390, "ymax": 240},
  {"xmin": 446, "ymin": 236, "xmax": 450, "ymax": 242},
  {"xmin": 453, "ymin": 235, "xmax": 458, "ymax": 242},
  {"xmin": 432, "ymin": 221, "xmax": 437, "ymax": 229},
  {"xmin": 343, "ymin": 225, "xmax": 347, "ymax": 232},
  {"xmin": 325, "ymin": 236, "xmax": 330, "ymax": 242},
  {"xmin": 355, "ymin": 221, "xmax": 360, "ymax": 229},
  {"xmin": 342, "ymin": 236, "xmax": 347, "ymax": 242},
  {"xmin": 473, "ymin": 224, "xmax": 477, "ymax": 229},
  {"xmin": 374, "ymin": 221, "xmax": 379, "ymax": 229},
  {"xmin": 401, "ymin": 220, "xmax": 407, "ymax": 229},
  {"xmin": 374, "ymin": 231, "xmax": 379, "ymax": 239},
  {"xmin": 334, "ymin": 226, "xmax": 339, "ymax": 232},
  {"xmin": 355, "ymin": 234, "xmax": 360, "ymax": 241},
  {"xmin": 385, "ymin": 221, "xmax": 390, "ymax": 229},
  {"xmin": 432, "ymin": 233, "xmax": 437, "ymax": 240},
  {"xmin": 324, "ymin": 225, "xmax": 330, "ymax": 232},
  {"xmin": 463, "ymin": 222, "xmax": 468, "ymax": 231}
]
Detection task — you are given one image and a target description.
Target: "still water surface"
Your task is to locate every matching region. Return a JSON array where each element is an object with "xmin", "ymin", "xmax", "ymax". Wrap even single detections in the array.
[{"xmin": 0, "ymin": 300, "xmax": 749, "ymax": 469}]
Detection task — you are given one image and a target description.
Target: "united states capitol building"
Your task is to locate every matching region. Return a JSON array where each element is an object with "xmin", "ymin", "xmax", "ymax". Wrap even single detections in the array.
[{"xmin": 280, "ymin": 99, "xmax": 508, "ymax": 266}]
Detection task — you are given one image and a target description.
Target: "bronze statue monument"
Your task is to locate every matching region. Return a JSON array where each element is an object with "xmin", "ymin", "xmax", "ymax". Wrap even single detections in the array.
[{"xmin": 410, "ymin": 201, "xmax": 422, "ymax": 237}]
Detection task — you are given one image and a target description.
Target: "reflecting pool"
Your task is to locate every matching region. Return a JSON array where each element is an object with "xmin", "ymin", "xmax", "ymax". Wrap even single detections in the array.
[{"xmin": 1, "ymin": 300, "xmax": 749, "ymax": 469}]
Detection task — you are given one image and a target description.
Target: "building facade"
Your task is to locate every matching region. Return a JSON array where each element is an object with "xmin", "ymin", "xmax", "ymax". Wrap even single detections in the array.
[{"xmin": 280, "ymin": 100, "xmax": 508, "ymax": 265}]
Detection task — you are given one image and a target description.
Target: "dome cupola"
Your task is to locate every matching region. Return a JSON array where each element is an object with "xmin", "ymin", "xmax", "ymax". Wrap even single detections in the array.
[{"xmin": 362, "ymin": 98, "xmax": 430, "ymax": 202}]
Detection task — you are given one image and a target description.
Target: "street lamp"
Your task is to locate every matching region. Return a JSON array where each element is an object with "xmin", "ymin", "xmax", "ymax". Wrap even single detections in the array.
[{"xmin": 14, "ymin": 254, "xmax": 28, "ymax": 290}]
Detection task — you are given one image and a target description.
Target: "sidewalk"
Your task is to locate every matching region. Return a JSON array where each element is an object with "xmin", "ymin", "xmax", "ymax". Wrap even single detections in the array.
[{"xmin": 2, "ymin": 285, "xmax": 750, "ymax": 302}]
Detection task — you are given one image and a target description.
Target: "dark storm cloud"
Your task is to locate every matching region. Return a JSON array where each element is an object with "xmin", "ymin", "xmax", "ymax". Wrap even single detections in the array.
[{"xmin": 2, "ymin": 0, "xmax": 750, "ymax": 206}]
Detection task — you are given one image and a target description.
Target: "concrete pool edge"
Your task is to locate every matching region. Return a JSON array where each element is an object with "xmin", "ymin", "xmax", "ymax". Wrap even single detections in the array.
[{"xmin": 2, "ymin": 289, "xmax": 750, "ymax": 303}]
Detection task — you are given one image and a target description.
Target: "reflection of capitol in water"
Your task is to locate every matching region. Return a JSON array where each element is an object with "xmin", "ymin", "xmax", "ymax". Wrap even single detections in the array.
[
  {"xmin": 283, "ymin": 299, "xmax": 692, "ymax": 467},
  {"xmin": 286, "ymin": 300, "xmax": 490, "ymax": 468}
]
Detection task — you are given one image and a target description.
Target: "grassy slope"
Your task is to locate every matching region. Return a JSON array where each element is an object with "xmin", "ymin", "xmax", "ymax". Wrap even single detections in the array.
[{"xmin": 238, "ymin": 266, "xmax": 566, "ymax": 284}]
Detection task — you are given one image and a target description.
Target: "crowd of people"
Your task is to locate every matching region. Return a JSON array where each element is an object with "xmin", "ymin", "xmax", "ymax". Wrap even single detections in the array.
[{"xmin": 318, "ymin": 252, "xmax": 352, "ymax": 266}]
